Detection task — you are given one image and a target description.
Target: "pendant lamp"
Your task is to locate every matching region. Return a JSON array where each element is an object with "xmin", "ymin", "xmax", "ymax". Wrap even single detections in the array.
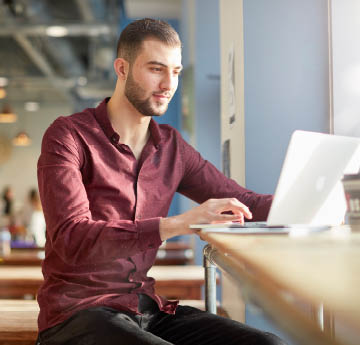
[
  {"xmin": 0, "ymin": 104, "xmax": 17, "ymax": 123},
  {"xmin": 12, "ymin": 131, "xmax": 31, "ymax": 146}
]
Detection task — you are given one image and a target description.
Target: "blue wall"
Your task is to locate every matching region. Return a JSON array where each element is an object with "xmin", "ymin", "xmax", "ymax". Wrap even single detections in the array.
[{"xmin": 244, "ymin": 0, "xmax": 330, "ymax": 194}]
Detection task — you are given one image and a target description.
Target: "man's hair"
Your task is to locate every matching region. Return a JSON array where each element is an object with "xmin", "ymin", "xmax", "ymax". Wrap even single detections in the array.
[{"xmin": 116, "ymin": 18, "xmax": 181, "ymax": 63}]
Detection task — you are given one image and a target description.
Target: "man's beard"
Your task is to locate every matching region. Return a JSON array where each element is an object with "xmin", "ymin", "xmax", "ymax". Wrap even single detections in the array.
[{"xmin": 124, "ymin": 70, "xmax": 170, "ymax": 117}]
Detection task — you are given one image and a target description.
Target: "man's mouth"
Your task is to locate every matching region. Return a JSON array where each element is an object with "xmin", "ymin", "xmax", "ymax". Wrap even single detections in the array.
[{"xmin": 153, "ymin": 93, "xmax": 170, "ymax": 101}]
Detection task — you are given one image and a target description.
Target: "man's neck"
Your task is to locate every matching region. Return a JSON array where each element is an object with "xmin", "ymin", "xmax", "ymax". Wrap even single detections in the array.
[{"xmin": 107, "ymin": 95, "xmax": 151, "ymax": 160}]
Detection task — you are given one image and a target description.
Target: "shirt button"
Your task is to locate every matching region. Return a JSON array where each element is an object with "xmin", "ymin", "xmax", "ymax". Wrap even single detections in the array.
[{"xmin": 111, "ymin": 135, "xmax": 118, "ymax": 143}]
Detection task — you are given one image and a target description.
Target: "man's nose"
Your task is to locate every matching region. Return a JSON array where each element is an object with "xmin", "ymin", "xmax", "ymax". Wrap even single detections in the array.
[{"xmin": 160, "ymin": 72, "xmax": 177, "ymax": 91}]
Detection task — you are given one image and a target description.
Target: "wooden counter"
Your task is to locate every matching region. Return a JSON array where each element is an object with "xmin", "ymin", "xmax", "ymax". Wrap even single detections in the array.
[
  {"xmin": 0, "ymin": 265, "xmax": 207, "ymax": 300},
  {"xmin": 200, "ymin": 226, "xmax": 360, "ymax": 345},
  {"xmin": 0, "ymin": 249, "xmax": 44, "ymax": 266},
  {"xmin": 0, "ymin": 241, "xmax": 194, "ymax": 266}
]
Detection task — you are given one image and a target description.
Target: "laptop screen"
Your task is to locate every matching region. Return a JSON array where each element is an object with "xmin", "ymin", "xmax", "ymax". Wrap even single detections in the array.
[{"xmin": 267, "ymin": 130, "xmax": 360, "ymax": 226}]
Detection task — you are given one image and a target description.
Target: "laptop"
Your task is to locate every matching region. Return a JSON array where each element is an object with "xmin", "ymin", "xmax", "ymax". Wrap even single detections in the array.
[{"xmin": 190, "ymin": 130, "xmax": 360, "ymax": 234}]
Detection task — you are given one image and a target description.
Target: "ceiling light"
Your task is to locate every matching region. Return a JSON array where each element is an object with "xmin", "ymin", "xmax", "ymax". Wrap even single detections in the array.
[
  {"xmin": 46, "ymin": 26, "xmax": 69, "ymax": 37},
  {"xmin": 12, "ymin": 131, "xmax": 32, "ymax": 146},
  {"xmin": 0, "ymin": 104, "xmax": 17, "ymax": 123},
  {"xmin": 24, "ymin": 101, "xmax": 40, "ymax": 112},
  {"xmin": 0, "ymin": 77, "xmax": 8, "ymax": 87},
  {"xmin": 0, "ymin": 87, "xmax": 6, "ymax": 99}
]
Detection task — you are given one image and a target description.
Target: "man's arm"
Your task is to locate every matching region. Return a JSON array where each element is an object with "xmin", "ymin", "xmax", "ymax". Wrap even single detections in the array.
[
  {"xmin": 177, "ymin": 134, "xmax": 272, "ymax": 218},
  {"xmin": 159, "ymin": 197, "xmax": 252, "ymax": 241},
  {"xmin": 157, "ymin": 132, "xmax": 273, "ymax": 241}
]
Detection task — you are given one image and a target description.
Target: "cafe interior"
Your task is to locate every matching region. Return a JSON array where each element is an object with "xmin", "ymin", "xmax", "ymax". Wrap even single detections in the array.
[{"xmin": 0, "ymin": 1, "xmax": 360, "ymax": 345}]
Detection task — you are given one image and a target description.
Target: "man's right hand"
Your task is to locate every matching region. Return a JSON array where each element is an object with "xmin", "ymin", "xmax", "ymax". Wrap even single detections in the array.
[{"xmin": 159, "ymin": 198, "xmax": 252, "ymax": 241}]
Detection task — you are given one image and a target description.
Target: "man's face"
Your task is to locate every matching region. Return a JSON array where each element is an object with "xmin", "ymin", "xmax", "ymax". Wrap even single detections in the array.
[{"xmin": 124, "ymin": 39, "xmax": 182, "ymax": 117}]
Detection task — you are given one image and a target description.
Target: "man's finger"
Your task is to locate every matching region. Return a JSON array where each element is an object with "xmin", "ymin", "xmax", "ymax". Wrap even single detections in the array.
[
  {"xmin": 221, "ymin": 198, "xmax": 252, "ymax": 219},
  {"xmin": 211, "ymin": 212, "xmax": 245, "ymax": 224}
]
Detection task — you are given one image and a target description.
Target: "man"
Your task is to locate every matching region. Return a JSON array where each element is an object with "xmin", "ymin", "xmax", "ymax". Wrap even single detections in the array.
[{"xmin": 37, "ymin": 18, "xmax": 286, "ymax": 345}]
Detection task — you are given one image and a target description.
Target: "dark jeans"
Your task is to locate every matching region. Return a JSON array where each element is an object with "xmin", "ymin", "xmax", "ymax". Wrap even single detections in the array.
[{"xmin": 38, "ymin": 295, "xmax": 287, "ymax": 345}]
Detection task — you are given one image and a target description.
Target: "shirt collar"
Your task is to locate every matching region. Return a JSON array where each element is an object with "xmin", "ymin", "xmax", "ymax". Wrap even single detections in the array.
[
  {"xmin": 93, "ymin": 98, "xmax": 119, "ymax": 143},
  {"xmin": 148, "ymin": 118, "xmax": 162, "ymax": 147},
  {"xmin": 94, "ymin": 97, "xmax": 162, "ymax": 147}
]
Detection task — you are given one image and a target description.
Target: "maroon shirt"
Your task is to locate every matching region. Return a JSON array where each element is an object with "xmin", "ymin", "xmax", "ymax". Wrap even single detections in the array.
[{"xmin": 37, "ymin": 98, "xmax": 272, "ymax": 332}]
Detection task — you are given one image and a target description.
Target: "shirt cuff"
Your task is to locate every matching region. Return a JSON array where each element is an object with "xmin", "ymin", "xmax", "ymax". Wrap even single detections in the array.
[
  {"xmin": 250, "ymin": 194, "xmax": 273, "ymax": 221},
  {"xmin": 136, "ymin": 217, "xmax": 162, "ymax": 251}
]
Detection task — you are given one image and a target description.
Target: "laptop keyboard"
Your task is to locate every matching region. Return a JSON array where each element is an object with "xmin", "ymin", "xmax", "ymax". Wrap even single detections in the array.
[{"xmin": 228, "ymin": 222, "xmax": 289, "ymax": 228}]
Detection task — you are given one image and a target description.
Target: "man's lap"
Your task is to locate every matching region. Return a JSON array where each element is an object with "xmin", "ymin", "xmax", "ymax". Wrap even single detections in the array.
[{"xmin": 38, "ymin": 305, "xmax": 287, "ymax": 345}]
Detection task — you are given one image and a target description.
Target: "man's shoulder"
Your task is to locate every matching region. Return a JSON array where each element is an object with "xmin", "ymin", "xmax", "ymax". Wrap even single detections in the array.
[
  {"xmin": 158, "ymin": 123, "xmax": 176, "ymax": 133},
  {"xmin": 42, "ymin": 109, "xmax": 96, "ymax": 149},
  {"xmin": 155, "ymin": 123, "xmax": 196, "ymax": 154},
  {"xmin": 47, "ymin": 108, "xmax": 95, "ymax": 133},
  {"xmin": 157, "ymin": 123, "xmax": 183, "ymax": 141}
]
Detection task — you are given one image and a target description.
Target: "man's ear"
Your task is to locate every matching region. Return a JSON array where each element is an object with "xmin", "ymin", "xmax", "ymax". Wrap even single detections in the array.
[{"xmin": 114, "ymin": 58, "xmax": 129, "ymax": 80}]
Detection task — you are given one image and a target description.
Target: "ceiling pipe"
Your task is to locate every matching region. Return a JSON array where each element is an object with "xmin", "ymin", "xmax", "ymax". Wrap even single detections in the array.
[
  {"xmin": 75, "ymin": 0, "xmax": 95, "ymax": 22},
  {"xmin": 1, "ymin": 3, "xmax": 76, "ymax": 104},
  {"xmin": 0, "ymin": 23, "xmax": 114, "ymax": 37},
  {"xmin": 1, "ymin": 1, "xmax": 119, "ymax": 105},
  {"xmin": 13, "ymin": 33, "xmax": 55, "ymax": 78}
]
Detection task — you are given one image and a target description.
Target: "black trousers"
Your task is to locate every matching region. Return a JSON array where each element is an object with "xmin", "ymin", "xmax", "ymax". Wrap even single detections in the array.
[{"xmin": 38, "ymin": 295, "xmax": 287, "ymax": 345}]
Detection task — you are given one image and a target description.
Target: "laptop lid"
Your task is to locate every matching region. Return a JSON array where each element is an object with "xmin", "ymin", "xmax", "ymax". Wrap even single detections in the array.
[{"xmin": 267, "ymin": 130, "xmax": 360, "ymax": 226}]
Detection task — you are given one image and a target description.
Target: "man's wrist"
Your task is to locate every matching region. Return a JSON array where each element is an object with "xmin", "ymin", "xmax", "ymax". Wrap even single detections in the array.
[{"xmin": 159, "ymin": 216, "xmax": 184, "ymax": 241}]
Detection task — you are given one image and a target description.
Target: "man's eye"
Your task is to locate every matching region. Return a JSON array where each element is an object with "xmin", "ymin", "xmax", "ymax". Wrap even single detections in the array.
[{"xmin": 151, "ymin": 67, "xmax": 162, "ymax": 72}]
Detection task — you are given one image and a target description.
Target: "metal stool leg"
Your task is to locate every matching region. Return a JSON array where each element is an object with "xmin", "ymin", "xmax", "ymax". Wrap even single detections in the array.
[{"xmin": 203, "ymin": 244, "xmax": 217, "ymax": 314}]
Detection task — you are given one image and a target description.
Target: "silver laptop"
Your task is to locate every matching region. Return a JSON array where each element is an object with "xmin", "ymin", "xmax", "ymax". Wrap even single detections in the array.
[{"xmin": 191, "ymin": 130, "xmax": 360, "ymax": 233}]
